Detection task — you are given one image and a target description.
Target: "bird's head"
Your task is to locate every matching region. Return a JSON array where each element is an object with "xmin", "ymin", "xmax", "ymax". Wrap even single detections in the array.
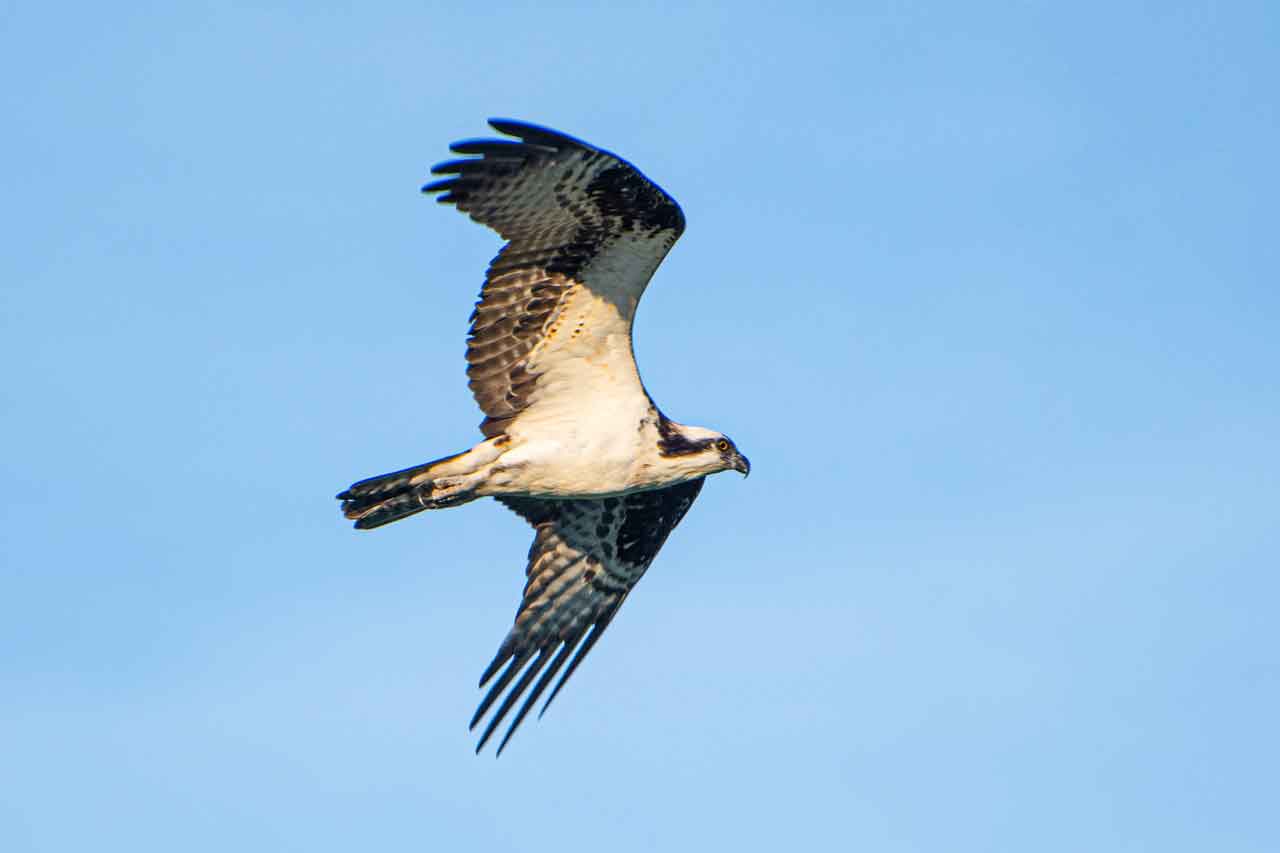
[{"xmin": 657, "ymin": 421, "xmax": 751, "ymax": 480}]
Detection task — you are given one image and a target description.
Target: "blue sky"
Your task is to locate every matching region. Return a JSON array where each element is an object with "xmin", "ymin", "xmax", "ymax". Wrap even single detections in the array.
[{"xmin": 3, "ymin": 1, "xmax": 1278, "ymax": 850}]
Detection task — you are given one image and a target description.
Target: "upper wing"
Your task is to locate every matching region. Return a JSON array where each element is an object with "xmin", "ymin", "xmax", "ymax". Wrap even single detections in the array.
[
  {"xmin": 423, "ymin": 119, "xmax": 685, "ymax": 438},
  {"xmin": 473, "ymin": 478, "xmax": 705, "ymax": 755}
]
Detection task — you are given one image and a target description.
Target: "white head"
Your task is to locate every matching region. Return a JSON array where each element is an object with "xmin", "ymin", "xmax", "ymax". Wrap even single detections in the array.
[{"xmin": 656, "ymin": 419, "xmax": 750, "ymax": 480}]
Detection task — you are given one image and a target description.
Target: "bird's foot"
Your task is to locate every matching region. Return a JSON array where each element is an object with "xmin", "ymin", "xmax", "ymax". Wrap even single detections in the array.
[{"xmin": 419, "ymin": 474, "xmax": 481, "ymax": 509}]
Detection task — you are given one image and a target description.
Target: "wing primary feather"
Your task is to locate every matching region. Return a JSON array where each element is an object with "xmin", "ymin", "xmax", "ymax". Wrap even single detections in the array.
[
  {"xmin": 494, "ymin": 638, "xmax": 579, "ymax": 755},
  {"xmin": 449, "ymin": 140, "xmax": 538, "ymax": 157},
  {"xmin": 538, "ymin": 617, "xmax": 615, "ymax": 720},
  {"xmin": 429, "ymin": 158, "xmax": 501, "ymax": 176},
  {"xmin": 471, "ymin": 649, "xmax": 529, "ymax": 730},
  {"xmin": 420, "ymin": 178, "xmax": 454, "ymax": 193},
  {"xmin": 486, "ymin": 118, "xmax": 590, "ymax": 151},
  {"xmin": 478, "ymin": 640, "xmax": 515, "ymax": 687},
  {"xmin": 477, "ymin": 649, "xmax": 553, "ymax": 755}
]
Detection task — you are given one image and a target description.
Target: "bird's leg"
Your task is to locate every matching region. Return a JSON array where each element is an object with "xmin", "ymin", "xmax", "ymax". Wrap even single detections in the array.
[{"xmin": 422, "ymin": 473, "xmax": 486, "ymax": 508}]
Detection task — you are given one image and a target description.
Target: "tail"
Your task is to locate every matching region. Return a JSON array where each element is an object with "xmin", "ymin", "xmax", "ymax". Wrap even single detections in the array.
[{"xmin": 337, "ymin": 451, "xmax": 471, "ymax": 530}]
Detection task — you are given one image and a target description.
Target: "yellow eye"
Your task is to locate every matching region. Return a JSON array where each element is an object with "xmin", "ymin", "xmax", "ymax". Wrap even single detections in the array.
[{"xmin": 715, "ymin": 439, "xmax": 731, "ymax": 453}]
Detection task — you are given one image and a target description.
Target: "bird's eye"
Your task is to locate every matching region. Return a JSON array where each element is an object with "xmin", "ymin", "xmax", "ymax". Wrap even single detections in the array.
[{"xmin": 715, "ymin": 439, "xmax": 731, "ymax": 453}]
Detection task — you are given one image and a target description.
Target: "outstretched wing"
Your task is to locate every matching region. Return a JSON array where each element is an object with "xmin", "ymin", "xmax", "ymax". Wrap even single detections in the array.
[
  {"xmin": 423, "ymin": 119, "xmax": 685, "ymax": 438},
  {"xmin": 473, "ymin": 478, "xmax": 705, "ymax": 755}
]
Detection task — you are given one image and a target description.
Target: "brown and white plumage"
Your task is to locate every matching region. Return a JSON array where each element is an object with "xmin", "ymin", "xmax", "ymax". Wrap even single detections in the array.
[
  {"xmin": 337, "ymin": 120, "xmax": 749, "ymax": 754},
  {"xmin": 427, "ymin": 119, "xmax": 684, "ymax": 440}
]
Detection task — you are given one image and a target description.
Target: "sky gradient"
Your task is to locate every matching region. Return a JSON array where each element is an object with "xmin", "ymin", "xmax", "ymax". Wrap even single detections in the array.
[{"xmin": 3, "ymin": 2, "xmax": 1278, "ymax": 851}]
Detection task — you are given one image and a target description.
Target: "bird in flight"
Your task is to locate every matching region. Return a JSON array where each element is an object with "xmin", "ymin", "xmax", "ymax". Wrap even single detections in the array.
[{"xmin": 337, "ymin": 119, "xmax": 750, "ymax": 755}]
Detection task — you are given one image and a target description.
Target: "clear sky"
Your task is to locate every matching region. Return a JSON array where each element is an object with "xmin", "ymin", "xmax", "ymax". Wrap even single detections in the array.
[{"xmin": 3, "ymin": 2, "xmax": 1278, "ymax": 850}]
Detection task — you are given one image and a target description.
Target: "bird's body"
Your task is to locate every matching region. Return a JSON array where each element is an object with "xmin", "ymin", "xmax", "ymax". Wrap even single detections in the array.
[{"xmin": 338, "ymin": 120, "xmax": 749, "ymax": 754}]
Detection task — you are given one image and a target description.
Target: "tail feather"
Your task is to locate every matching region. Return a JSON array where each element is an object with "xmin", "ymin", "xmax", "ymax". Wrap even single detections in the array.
[{"xmin": 337, "ymin": 452, "xmax": 464, "ymax": 530}]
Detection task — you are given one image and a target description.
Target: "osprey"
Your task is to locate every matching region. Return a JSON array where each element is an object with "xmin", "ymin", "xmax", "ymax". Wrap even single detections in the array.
[{"xmin": 337, "ymin": 119, "xmax": 750, "ymax": 755}]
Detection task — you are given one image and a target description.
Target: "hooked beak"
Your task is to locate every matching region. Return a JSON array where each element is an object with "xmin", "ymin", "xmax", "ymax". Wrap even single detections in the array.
[{"xmin": 733, "ymin": 452, "xmax": 751, "ymax": 478}]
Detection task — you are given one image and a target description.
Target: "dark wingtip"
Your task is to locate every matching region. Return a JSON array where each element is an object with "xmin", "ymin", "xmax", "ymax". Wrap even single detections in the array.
[
  {"xmin": 448, "ymin": 139, "xmax": 526, "ymax": 157},
  {"xmin": 478, "ymin": 643, "xmax": 513, "ymax": 688},
  {"xmin": 486, "ymin": 118, "xmax": 593, "ymax": 152},
  {"xmin": 473, "ymin": 652, "xmax": 551, "ymax": 755},
  {"xmin": 486, "ymin": 117, "xmax": 537, "ymax": 136}
]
